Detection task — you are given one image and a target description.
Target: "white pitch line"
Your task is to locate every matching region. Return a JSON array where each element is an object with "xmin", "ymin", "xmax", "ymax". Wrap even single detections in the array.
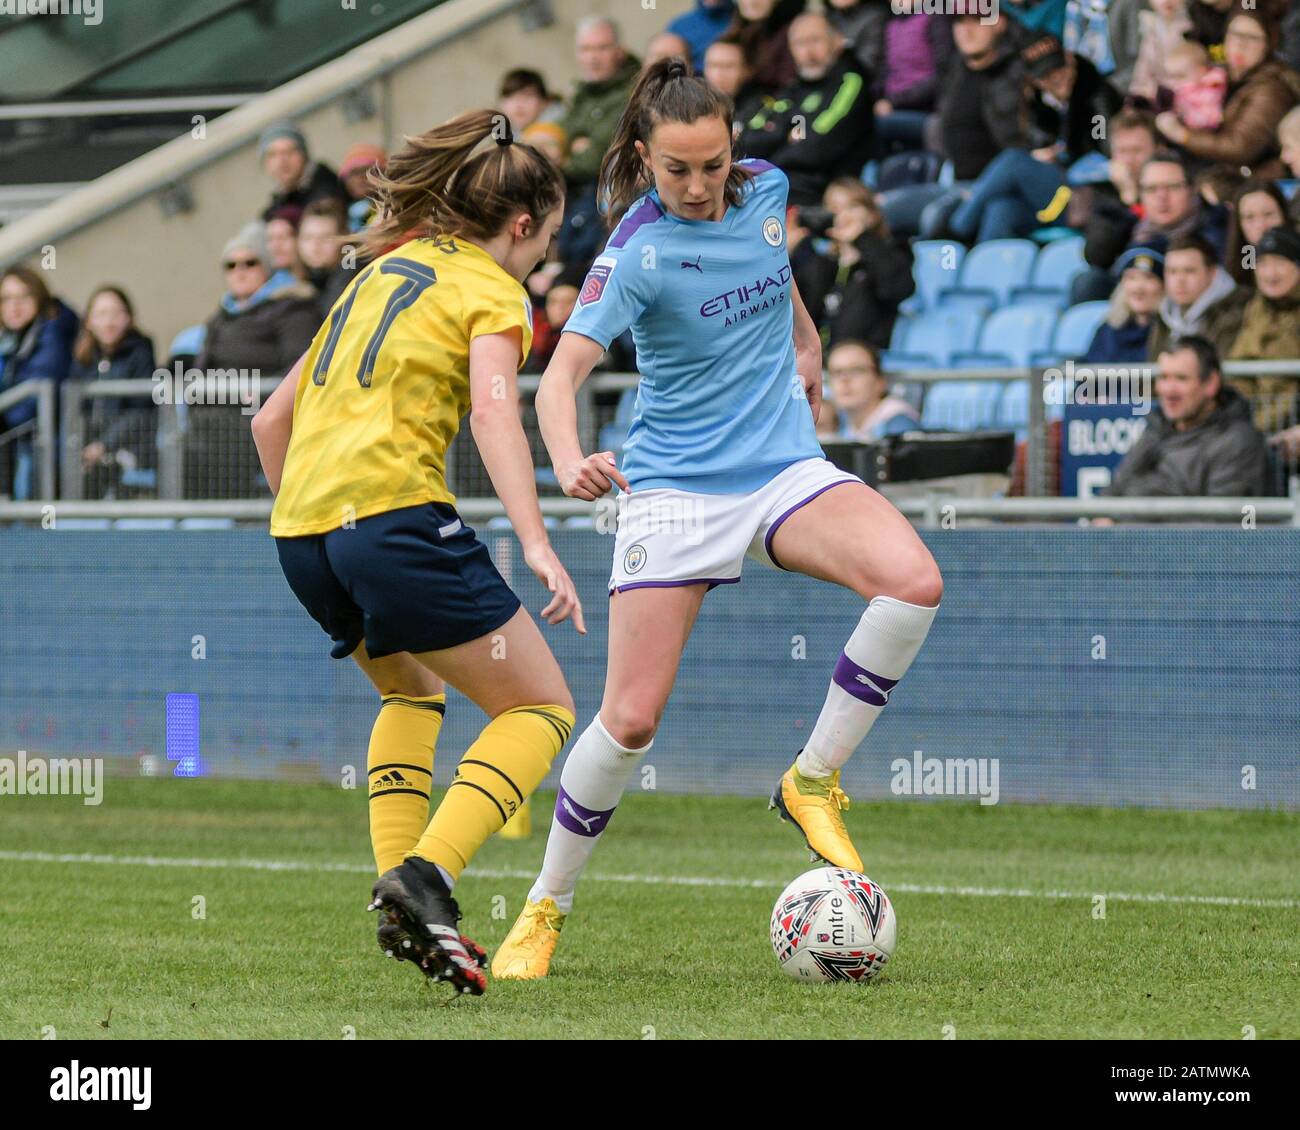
[{"xmin": 1, "ymin": 850, "xmax": 1296, "ymax": 909}]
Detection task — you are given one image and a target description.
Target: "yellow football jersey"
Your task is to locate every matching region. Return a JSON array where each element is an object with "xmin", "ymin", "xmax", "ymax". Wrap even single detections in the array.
[{"xmin": 270, "ymin": 235, "xmax": 533, "ymax": 537}]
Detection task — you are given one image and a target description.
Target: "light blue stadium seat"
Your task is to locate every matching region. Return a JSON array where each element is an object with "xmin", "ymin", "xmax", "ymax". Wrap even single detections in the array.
[
  {"xmin": 119, "ymin": 468, "xmax": 158, "ymax": 490},
  {"xmin": 562, "ymin": 516, "xmax": 596, "ymax": 529},
  {"xmin": 1052, "ymin": 301, "xmax": 1111, "ymax": 359},
  {"xmin": 937, "ymin": 238, "xmax": 1037, "ymax": 309},
  {"xmin": 598, "ymin": 387, "xmax": 638, "ymax": 453},
  {"xmin": 902, "ymin": 307, "xmax": 987, "ymax": 368},
  {"xmin": 1010, "ymin": 237, "xmax": 1086, "ymax": 307},
  {"xmin": 178, "ymin": 517, "xmax": 235, "ymax": 530},
  {"xmin": 112, "ymin": 517, "xmax": 177, "ymax": 530},
  {"xmin": 995, "ymin": 379, "xmax": 1031, "ymax": 437},
  {"xmin": 486, "ymin": 516, "xmax": 559, "ymax": 530},
  {"xmin": 919, "ymin": 381, "xmax": 1005, "ymax": 431},
  {"xmin": 900, "ymin": 240, "xmax": 965, "ymax": 315},
  {"xmin": 952, "ymin": 303, "xmax": 1059, "ymax": 368},
  {"xmin": 55, "ymin": 517, "xmax": 112, "ymax": 530}
]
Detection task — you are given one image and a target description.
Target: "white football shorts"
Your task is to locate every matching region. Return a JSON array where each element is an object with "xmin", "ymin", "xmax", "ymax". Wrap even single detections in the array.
[{"xmin": 608, "ymin": 456, "xmax": 866, "ymax": 593}]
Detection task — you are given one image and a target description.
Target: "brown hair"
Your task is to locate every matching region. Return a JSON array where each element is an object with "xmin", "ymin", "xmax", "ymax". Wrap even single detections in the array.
[
  {"xmin": 73, "ymin": 285, "xmax": 145, "ymax": 367},
  {"xmin": 1224, "ymin": 178, "xmax": 1290, "ymax": 284},
  {"xmin": 0, "ymin": 265, "xmax": 55, "ymax": 328},
  {"xmin": 1109, "ymin": 108, "xmax": 1158, "ymax": 144},
  {"xmin": 361, "ymin": 108, "xmax": 565, "ymax": 261},
  {"xmin": 823, "ymin": 176, "xmax": 891, "ymax": 241},
  {"xmin": 599, "ymin": 56, "xmax": 753, "ymax": 230}
]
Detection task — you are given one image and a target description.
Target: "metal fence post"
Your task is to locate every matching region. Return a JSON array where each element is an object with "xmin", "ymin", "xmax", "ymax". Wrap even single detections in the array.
[
  {"xmin": 1027, "ymin": 365, "xmax": 1045, "ymax": 497},
  {"xmin": 157, "ymin": 398, "xmax": 182, "ymax": 500},
  {"xmin": 59, "ymin": 380, "xmax": 86, "ymax": 501}
]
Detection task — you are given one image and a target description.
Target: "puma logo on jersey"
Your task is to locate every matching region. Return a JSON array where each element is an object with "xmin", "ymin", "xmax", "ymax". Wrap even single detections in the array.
[{"xmin": 680, "ymin": 255, "xmax": 703, "ymax": 272}]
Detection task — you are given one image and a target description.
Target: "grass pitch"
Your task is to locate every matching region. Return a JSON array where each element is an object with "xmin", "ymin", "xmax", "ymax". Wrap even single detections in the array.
[{"xmin": 1, "ymin": 778, "xmax": 1296, "ymax": 1040}]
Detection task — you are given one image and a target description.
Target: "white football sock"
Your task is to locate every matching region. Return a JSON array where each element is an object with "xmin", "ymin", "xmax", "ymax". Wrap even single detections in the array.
[
  {"xmin": 529, "ymin": 712, "xmax": 651, "ymax": 913},
  {"xmin": 798, "ymin": 596, "xmax": 939, "ymax": 777}
]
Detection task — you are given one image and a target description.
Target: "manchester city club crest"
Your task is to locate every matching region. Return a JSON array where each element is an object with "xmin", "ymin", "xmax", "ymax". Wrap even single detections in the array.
[
  {"xmin": 762, "ymin": 215, "xmax": 784, "ymax": 247},
  {"xmin": 623, "ymin": 543, "xmax": 647, "ymax": 574}
]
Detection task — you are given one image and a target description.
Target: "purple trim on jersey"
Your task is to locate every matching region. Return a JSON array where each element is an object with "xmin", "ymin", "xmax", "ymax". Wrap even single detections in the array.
[
  {"xmin": 741, "ymin": 159, "xmax": 778, "ymax": 175},
  {"xmin": 609, "ymin": 195, "xmax": 666, "ymax": 249},
  {"xmin": 763, "ymin": 480, "xmax": 862, "ymax": 570},
  {"xmin": 554, "ymin": 786, "xmax": 616, "ymax": 838},
  {"xmin": 609, "ymin": 576, "xmax": 741, "ymax": 594},
  {"xmin": 832, "ymin": 654, "xmax": 899, "ymax": 708}
]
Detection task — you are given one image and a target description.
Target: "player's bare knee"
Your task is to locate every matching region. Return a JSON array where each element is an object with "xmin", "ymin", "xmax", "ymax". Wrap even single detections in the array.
[{"xmin": 601, "ymin": 705, "xmax": 658, "ymax": 750}]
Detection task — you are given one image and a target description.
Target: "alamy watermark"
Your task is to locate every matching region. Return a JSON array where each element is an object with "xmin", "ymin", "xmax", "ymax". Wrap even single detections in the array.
[
  {"xmin": 0, "ymin": 750, "xmax": 103, "ymax": 805},
  {"xmin": 0, "ymin": 0, "xmax": 102, "ymax": 25},
  {"xmin": 152, "ymin": 363, "xmax": 263, "ymax": 416},
  {"xmin": 891, "ymin": 750, "xmax": 1000, "ymax": 805},
  {"xmin": 1042, "ymin": 361, "xmax": 1154, "ymax": 416}
]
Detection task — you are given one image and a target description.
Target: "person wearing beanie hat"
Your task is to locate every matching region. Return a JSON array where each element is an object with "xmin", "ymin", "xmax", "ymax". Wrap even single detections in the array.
[
  {"xmin": 338, "ymin": 143, "xmax": 387, "ymax": 199},
  {"xmin": 1081, "ymin": 246, "xmax": 1166, "ymax": 363},
  {"xmin": 259, "ymin": 121, "xmax": 349, "ymax": 225},
  {"xmin": 1228, "ymin": 224, "xmax": 1300, "ymax": 437}
]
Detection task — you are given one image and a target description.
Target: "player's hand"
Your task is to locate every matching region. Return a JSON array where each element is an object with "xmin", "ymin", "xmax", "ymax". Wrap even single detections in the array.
[
  {"xmin": 556, "ymin": 451, "xmax": 630, "ymax": 501},
  {"xmin": 522, "ymin": 540, "xmax": 586, "ymax": 634}
]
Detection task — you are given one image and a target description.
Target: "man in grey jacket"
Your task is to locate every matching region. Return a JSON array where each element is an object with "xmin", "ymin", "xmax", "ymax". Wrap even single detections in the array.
[{"xmin": 1106, "ymin": 335, "xmax": 1268, "ymax": 499}]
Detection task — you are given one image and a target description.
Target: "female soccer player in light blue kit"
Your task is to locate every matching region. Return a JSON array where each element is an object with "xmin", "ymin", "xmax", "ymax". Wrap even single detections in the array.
[{"xmin": 494, "ymin": 58, "xmax": 943, "ymax": 979}]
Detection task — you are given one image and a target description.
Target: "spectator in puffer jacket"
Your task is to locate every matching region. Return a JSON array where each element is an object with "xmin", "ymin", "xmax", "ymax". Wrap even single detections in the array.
[
  {"xmin": 0, "ymin": 265, "xmax": 77, "ymax": 500},
  {"xmin": 870, "ymin": 2, "xmax": 953, "ymax": 155},
  {"xmin": 68, "ymin": 285, "xmax": 156, "ymax": 499},
  {"xmin": 257, "ymin": 122, "xmax": 349, "ymax": 227}
]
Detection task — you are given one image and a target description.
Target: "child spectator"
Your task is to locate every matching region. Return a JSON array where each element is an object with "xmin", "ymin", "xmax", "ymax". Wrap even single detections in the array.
[
  {"xmin": 1127, "ymin": 0, "xmax": 1194, "ymax": 107},
  {"xmin": 1166, "ymin": 39, "xmax": 1228, "ymax": 131}
]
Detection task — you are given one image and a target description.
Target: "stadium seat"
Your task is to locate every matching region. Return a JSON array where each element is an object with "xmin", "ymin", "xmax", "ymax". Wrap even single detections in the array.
[
  {"xmin": 900, "ymin": 240, "xmax": 965, "ymax": 316},
  {"xmin": 53, "ymin": 517, "xmax": 112, "ymax": 530},
  {"xmin": 562, "ymin": 516, "xmax": 596, "ymax": 529},
  {"xmin": 178, "ymin": 518, "xmax": 235, "ymax": 530},
  {"xmin": 952, "ymin": 303, "xmax": 1059, "ymax": 368},
  {"xmin": 1051, "ymin": 301, "xmax": 1111, "ymax": 360},
  {"xmin": 1010, "ymin": 237, "xmax": 1086, "ymax": 307},
  {"xmin": 598, "ymin": 387, "xmax": 638, "ymax": 453},
  {"xmin": 112, "ymin": 518, "xmax": 177, "ymax": 530},
  {"xmin": 899, "ymin": 307, "xmax": 988, "ymax": 369},
  {"xmin": 919, "ymin": 380, "xmax": 1005, "ymax": 431},
  {"xmin": 995, "ymin": 380, "xmax": 1031, "ymax": 436},
  {"xmin": 937, "ymin": 238, "xmax": 1037, "ymax": 309}
]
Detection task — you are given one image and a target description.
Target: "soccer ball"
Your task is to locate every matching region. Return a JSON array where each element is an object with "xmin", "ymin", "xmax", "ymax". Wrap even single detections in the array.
[{"xmin": 770, "ymin": 867, "xmax": 896, "ymax": 983}]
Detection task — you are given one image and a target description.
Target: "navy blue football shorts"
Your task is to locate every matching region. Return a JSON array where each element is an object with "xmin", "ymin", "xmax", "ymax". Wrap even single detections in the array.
[{"xmin": 274, "ymin": 501, "xmax": 522, "ymax": 660}]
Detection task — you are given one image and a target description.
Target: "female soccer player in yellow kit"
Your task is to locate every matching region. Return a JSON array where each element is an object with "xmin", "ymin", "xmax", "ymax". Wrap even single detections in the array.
[{"xmin": 252, "ymin": 109, "xmax": 581, "ymax": 995}]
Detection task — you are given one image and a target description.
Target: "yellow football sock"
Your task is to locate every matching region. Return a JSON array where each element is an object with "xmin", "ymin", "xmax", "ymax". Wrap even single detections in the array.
[
  {"xmin": 410, "ymin": 704, "xmax": 574, "ymax": 881},
  {"xmin": 367, "ymin": 692, "xmax": 445, "ymax": 874}
]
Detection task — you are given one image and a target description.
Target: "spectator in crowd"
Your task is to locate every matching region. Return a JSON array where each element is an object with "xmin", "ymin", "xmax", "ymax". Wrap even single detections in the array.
[
  {"xmin": 188, "ymin": 222, "xmax": 321, "ymax": 499},
  {"xmin": 1081, "ymin": 246, "xmax": 1165, "ymax": 363},
  {"xmin": 1278, "ymin": 105, "xmax": 1300, "ymax": 222},
  {"xmin": 646, "ymin": 31, "xmax": 694, "ymax": 68},
  {"xmin": 68, "ymin": 286, "xmax": 156, "ymax": 499},
  {"xmin": 498, "ymin": 69, "xmax": 563, "ymax": 136},
  {"xmin": 1227, "ymin": 223, "xmax": 1300, "ymax": 435},
  {"xmin": 1193, "ymin": 161, "xmax": 1246, "ymax": 208},
  {"xmin": 1156, "ymin": 4, "xmax": 1300, "ymax": 176},
  {"xmin": 1105, "ymin": 335, "xmax": 1267, "ymax": 496},
  {"xmin": 882, "ymin": 10, "xmax": 1029, "ymax": 238},
  {"xmin": 558, "ymin": 17, "xmax": 641, "ymax": 263},
  {"xmin": 1078, "ymin": 150, "xmax": 1227, "ymax": 298},
  {"xmin": 871, "ymin": 0, "xmax": 953, "ymax": 156},
  {"xmin": 297, "ymin": 200, "xmax": 359, "ymax": 318},
  {"xmin": 824, "ymin": 0, "xmax": 889, "ymax": 81},
  {"xmin": 264, "ymin": 208, "xmax": 303, "ymax": 283},
  {"xmin": 824, "ymin": 339, "xmax": 919, "ymax": 439},
  {"xmin": 337, "ymin": 142, "xmax": 387, "ymax": 233},
  {"xmin": 940, "ymin": 33, "xmax": 1121, "ymax": 243},
  {"xmin": 737, "ymin": 11, "xmax": 873, "ymax": 205},
  {"xmin": 794, "ymin": 178, "xmax": 914, "ymax": 348},
  {"xmin": 1126, "ymin": 0, "xmax": 1195, "ymax": 106},
  {"xmin": 704, "ymin": 32, "xmax": 767, "ymax": 130},
  {"xmin": 525, "ymin": 259, "xmax": 588, "ymax": 375},
  {"xmin": 257, "ymin": 122, "xmax": 348, "ymax": 226},
  {"xmin": 1163, "ymin": 39, "xmax": 1229, "ymax": 130},
  {"xmin": 1186, "ymin": 0, "xmax": 1236, "ymax": 58},
  {"xmin": 1224, "ymin": 178, "xmax": 1290, "ymax": 284},
  {"xmin": 0, "ymin": 265, "xmax": 77, "ymax": 500},
  {"xmin": 1147, "ymin": 234, "xmax": 1248, "ymax": 358},
  {"xmin": 729, "ymin": 0, "xmax": 806, "ymax": 92},
  {"xmin": 665, "ymin": 0, "xmax": 737, "ymax": 68},
  {"xmin": 521, "ymin": 121, "xmax": 569, "ymax": 169}
]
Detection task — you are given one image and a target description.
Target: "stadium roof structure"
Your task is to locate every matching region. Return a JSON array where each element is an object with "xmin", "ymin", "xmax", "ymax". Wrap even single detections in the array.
[{"xmin": 0, "ymin": 0, "xmax": 446, "ymax": 103}]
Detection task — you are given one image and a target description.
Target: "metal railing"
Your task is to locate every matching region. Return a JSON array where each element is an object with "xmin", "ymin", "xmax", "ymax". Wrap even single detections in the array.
[
  {"xmin": 10, "ymin": 361, "xmax": 1300, "ymax": 511},
  {"xmin": 0, "ymin": 378, "xmax": 57, "ymax": 500}
]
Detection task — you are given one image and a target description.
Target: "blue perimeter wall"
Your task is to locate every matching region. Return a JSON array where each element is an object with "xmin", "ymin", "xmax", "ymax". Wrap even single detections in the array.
[{"xmin": 1, "ymin": 527, "xmax": 1297, "ymax": 810}]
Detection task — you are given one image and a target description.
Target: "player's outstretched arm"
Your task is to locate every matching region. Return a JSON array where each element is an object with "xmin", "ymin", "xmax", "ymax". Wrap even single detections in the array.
[
  {"xmin": 536, "ymin": 330, "xmax": 630, "ymax": 501},
  {"xmin": 469, "ymin": 328, "xmax": 584, "ymax": 633},
  {"xmin": 251, "ymin": 351, "xmax": 306, "ymax": 496}
]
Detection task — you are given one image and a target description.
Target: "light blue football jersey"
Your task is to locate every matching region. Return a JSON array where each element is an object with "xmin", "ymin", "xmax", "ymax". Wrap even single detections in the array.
[{"xmin": 564, "ymin": 159, "xmax": 823, "ymax": 493}]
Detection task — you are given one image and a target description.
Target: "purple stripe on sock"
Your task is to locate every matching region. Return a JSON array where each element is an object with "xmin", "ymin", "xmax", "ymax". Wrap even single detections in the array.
[
  {"xmin": 832, "ymin": 654, "xmax": 899, "ymax": 707},
  {"xmin": 763, "ymin": 479, "xmax": 862, "ymax": 570},
  {"xmin": 554, "ymin": 786, "xmax": 616, "ymax": 838}
]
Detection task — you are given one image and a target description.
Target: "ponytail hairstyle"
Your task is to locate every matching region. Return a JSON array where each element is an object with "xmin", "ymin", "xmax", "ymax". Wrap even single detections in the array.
[
  {"xmin": 599, "ymin": 56, "xmax": 754, "ymax": 230},
  {"xmin": 360, "ymin": 108, "xmax": 565, "ymax": 261}
]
